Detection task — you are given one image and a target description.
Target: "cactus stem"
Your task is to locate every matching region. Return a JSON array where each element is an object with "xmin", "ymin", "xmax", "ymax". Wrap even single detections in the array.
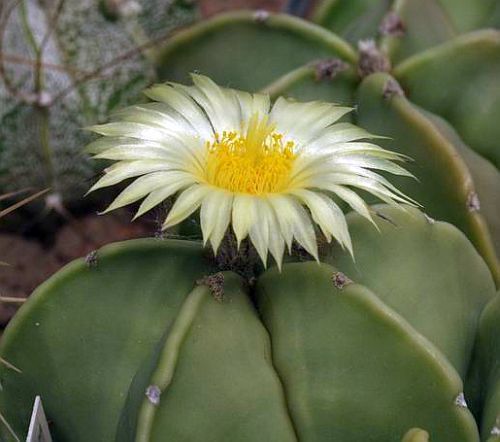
[
  {"xmin": 135, "ymin": 285, "xmax": 209, "ymax": 442},
  {"xmin": 383, "ymin": 78, "xmax": 405, "ymax": 99},
  {"xmin": 331, "ymin": 271, "xmax": 352, "ymax": 290},
  {"xmin": 197, "ymin": 273, "xmax": 225, "ymax": 302},
  {"xmin": 466, "ymin": 191, "xmax": 480, "ymax": 212}
]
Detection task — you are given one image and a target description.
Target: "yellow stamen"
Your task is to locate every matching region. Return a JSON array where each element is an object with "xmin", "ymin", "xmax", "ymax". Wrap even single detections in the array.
[{"xmin": 205, "ymin": 114, "xmax": 296, "ymax": 194}]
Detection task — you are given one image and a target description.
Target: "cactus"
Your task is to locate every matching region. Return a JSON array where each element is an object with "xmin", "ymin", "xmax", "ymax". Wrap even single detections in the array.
[
  {"xmin": 0, "ymin": 205, "xmax": 498, "ymax": 441},
  {"xmin": 153, "ymin": 8, "xmax": 500, "ymax": 284},
  {"xmin": 0, "ymin": 0, "xmax": 197, "ymax": 205}
]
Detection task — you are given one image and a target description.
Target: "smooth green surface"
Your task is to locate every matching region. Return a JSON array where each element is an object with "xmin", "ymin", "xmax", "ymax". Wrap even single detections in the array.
[
  {"xmin": 312, "ymin": 0, "xmax": 391, "ymax": 43},
  {"xmin": 257, "ymin": 262, "xmax": 479, "ymax": 441},
  {"xmin": 395, "ymin": 30, "xmax": 500, "ymax": 168},
  {"xmin": 424, "ymin": 111, "xmax": 500, "ymax": 259},
  {"xmin": 331, "ymin": 205, "xmax": 496, "ymax": 377},
  {"xmin": 261, "ymin": 65, "xmax": 357, "ymax": 106},
  {"xmin": 138, "ymin": 273, "xmax": 297, "ymax": 441},
  {"xmin": 476, "ymin": 295, "xmax": 500, "ymax": 441},
  {"xmin": 0, "ymin": 239, "xmax": 213, "ymax": 441},
  {"xmin": 356, "ymin": 72, "xmax": 499, "ymax": 284},
  {"xmin": 437, "ymin": 0, "xmax": 500, "ymax": 32},
  {"xmin": 156, "ymin": 11, "xmax": 357, "ymax": 91}
]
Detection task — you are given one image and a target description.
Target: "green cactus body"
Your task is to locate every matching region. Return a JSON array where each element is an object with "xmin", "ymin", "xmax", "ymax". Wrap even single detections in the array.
[
  {"xmin": 0, "ymin": 206, "xmax": 498, "ymax": 441},
  {"xmin": 152, "ymin": 10, "xmax": 500, "ymax": 285}
]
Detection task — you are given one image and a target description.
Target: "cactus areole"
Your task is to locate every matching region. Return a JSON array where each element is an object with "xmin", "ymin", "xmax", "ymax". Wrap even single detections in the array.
[{"xmin": 0, "ymin": 25, "xmax": 499, "ymax": 442}]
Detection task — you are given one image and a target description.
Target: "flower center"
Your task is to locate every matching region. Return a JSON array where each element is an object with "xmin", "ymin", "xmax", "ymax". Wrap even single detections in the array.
[{"xmin": 204, "ymin": 114, "xmax": 296, "ymax": 194}]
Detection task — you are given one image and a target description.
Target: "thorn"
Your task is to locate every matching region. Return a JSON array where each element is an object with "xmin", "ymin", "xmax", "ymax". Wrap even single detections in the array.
[
  {"xmin": 454, "ymin": 392, "xmax": 468, "ymax": 408},
  {"xmin": 379, "ymin": 11, "xmax": 405, "ymax": 37},
  {"xmin": 85, "ymin": 250, "xmax": 98, "ymax": 268},
  {"xmin": 253, "ymin": 9, "xmax": 270, "ymax": 23},
  {"xmin": 0, "ymin": 296, "xmax": 27, "ymax": 304},
  {"xmin": 424, "ymin": 213, "xmax": 435, "ymax": 224},
  {"xmin": 145, "ymin": 385, "xmax": 161, "ymax": 406},
  {"xmin": 314, "ymin": 58, "xmax": 349, "ymax": 81},
  {"xmin": 466, "ymin": 191, "xmax": 480, "ymax": 212},
  {"xmin": 383, "ymin": 78, "xmax": 405, "ymax": 99},
  {"xmin": 357, "ymin": 39, "xmax": 391, "ymax": 77},
  {"xmin": 0, "ymin": 357, "xmax": 22, "ymax": 373},
  {"xmin": 197, "ymin": 272, "xmax": 225, "ymax": 302},
  {"xmin": 332, "ymin": 272, "xmax": 352, "ymax": 290}
]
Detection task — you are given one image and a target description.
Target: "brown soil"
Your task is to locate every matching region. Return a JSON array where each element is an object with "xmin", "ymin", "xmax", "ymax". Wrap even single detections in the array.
[{"xmin": 0, "ymin": 212, "xmax": 153, "ymax": 327}]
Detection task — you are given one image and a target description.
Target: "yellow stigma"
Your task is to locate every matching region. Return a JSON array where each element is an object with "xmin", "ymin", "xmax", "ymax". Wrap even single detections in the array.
[{"xmin": 204, "ymin": 114, "xmax": 296, "ymax": 194}]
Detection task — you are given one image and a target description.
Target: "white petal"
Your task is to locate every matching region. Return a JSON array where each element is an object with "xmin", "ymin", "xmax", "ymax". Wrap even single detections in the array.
[
  {"xmin": 235, "ymin": 90, "xmax": 271, "ymax": 124},
  {"xmin": 103, "ymin": 171, "xmax": 186, "ymax": 213},
  {"xmin": 316, "ymin": 183, "xmax": 374, "ymax": 224},
  {"xmin": 268, "ymin": 195, "xmax": 318, "ymax": 260},
  {"xmin": 188, "ymin": 74, "xmax": 240, "ymax": 133},
  {"xmin": 270, "ymin": 97, "xmax": 352, "ymax": 145},
  {"xmin": 249, "ymin": 198, "xmax": 270, "ymax": 266},
  {"xmin": 143, "ymin": 84, "xmax": 213, "ymax": 139},
  {"xmin": 87, "ymin": 122, "xmax": 171, "ymax": 142},
  {"xmin": 232, "ymin": 194, "xmax": 256, "ymax": 247},
  {"xmin": 88, "ymin": 161, "xmax": 175, "ymax": 192},
  {"xmin": 200, "ymin": 189, "xmax": 233, "ymax": 253},
  {"xmin": 263, "ymin": 199, "xmax": 286, "ymax": 270},
  {"xmin": 134, "ymin": 174, "xmax": 196, "ymax": 219},
  {"xmin": 290, "ymin": 189, "xmax": 352, "ymax": 255},
  {"xmin": 162, "ymin": 184, "xmax": 211, "ymax": 230}
]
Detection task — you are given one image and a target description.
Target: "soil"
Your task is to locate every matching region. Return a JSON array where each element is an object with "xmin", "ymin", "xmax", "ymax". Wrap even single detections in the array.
[{"xmin": 0, "ymin": 210, "xmax": 154, "ymax": 327}]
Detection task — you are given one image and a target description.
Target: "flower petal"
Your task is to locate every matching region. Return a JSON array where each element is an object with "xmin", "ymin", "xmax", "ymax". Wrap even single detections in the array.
[
  {"xmin": 200, "ymin": 188, "xmax": 233, "ymax": 253},
  {"xmin": 290, "ymin": 189, "xmax": 352, "ymax": 255},
  {"xmin": 134, "ymin": 173, "xmax": 196, "ymax": 219},
  {"xmin": 232, "ymin": 194, "xmax": 256, "ymax": 247},
  {"xmin": 249, "ymin": 198, "xmax": 270, "ymax": 266},
  {"xmin": 143, "ymin": 84, "xmax": 213, "ymax": 139},
  {"xmin": 270, "ymin": 97, "xmax": 352, "ymax": 145},
  {"xmin": 162, "ymin": 184, "xmax": 211, "ymax": 230},
  {"xmin": 102, "ymin": 171, "xmax": 189, "ymax": 214},
  {"xmin": 88, "ymin": 160, "xmax": 176, "ymax": 192}
]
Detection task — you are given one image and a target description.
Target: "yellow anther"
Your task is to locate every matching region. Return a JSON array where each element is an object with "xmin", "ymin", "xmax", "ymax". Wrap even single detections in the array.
[{"xmin": 205, "ymin": 114, "xmax": 296, "ymax": 194}]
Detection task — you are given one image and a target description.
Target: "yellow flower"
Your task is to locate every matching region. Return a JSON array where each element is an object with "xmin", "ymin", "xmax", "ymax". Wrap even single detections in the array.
[{"xmin": 86, "ymin": 74, "xmax": 415, "ymax": 268}]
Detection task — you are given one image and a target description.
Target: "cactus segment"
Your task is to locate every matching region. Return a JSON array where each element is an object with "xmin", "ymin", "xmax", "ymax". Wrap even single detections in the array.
[
  {"xmin": 260, "ymin": 63, "xmax": 357, "ymax": 106},
  {"xmin": 0, "ymin": 239, "xmax": 215, "ymax": 440},
  {"xmin": 423, "ymin": 112, "xmax": 500, "ymax": 260},
  {"xmin": 156, "ymin": 11, "xmax": 357, "ymax": 91},
  {"xmin": 330, "ymin": 205, "xmax": 496, "ymax": 377},
  {"xmin": 436, "ymin": 0, "xmax": 500, "ymax": 32},
  {"xmin": 475, "ymin": 295, "xmax": 500, "ymax": 441},
  {"xmin": 311, "ymin": 0, "xmax": 391, "ymax": 44},
  {"xmin": 256, "ymin": 262, "xmax": 480, "ymax": 441},
  {"xmin": 356, "ymin": 73, "xmax": 499, "ymax": 284},
  {"xmin": 394, "ymin": 30, "xmax": 500, "ymax": 168},
  {"xmin": 126, "ymin": 272, "xmax": 297, "ymax": 441},
  {"xmin": 379, "ymin": 0, "xmax": 456, "ymax": 64}
]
